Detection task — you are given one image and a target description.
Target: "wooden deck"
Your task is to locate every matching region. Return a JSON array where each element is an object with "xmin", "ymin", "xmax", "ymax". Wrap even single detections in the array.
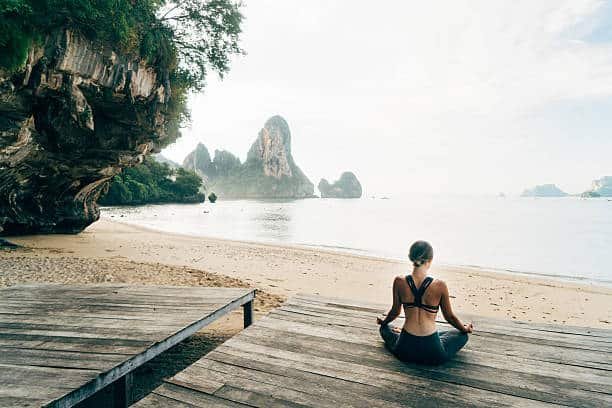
[
  {"xmin": 0, "ymin": 284, "xmax": 255, "ymax": 408},
  {"xmin": 135, "ymin": 294, "xmax": 612, "ymax": 408}
]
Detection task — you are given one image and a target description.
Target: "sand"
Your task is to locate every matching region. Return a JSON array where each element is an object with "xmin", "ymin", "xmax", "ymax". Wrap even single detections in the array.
[{"xmin": 3, "ymin": 219, "xmax": 611, "ymax": 329}]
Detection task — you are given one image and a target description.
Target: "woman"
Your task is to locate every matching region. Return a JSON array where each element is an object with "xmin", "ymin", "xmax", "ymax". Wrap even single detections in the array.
[{"xmin": 377, "ymin": 240, "xmax": 473, "ymax": 365}]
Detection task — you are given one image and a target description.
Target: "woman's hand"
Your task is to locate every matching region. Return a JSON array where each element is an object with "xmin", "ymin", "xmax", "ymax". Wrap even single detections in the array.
[
  {"xmin": 391, "ymin": 326, "xmax": 402, "ymax": 334},
  {"xmin": 463, "ymin": 322, "xmax": 474, "ymax": 333}
]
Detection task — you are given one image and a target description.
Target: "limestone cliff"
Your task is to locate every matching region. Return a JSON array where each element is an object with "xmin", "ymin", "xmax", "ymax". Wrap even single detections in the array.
[
  {"xmin": 183, "ymin": 143, "xmax": 212, "ymax": 176},
  {"xmin": 0, "ymin": 30, "xmax": 172, "ymax": 235},
  {"xmin": 318, "ymin": 172, "xmax": 362, "ymax": 198},
  {"xmin": 183, "ymin": 116, "xmax": 314, "ymax": 198}
]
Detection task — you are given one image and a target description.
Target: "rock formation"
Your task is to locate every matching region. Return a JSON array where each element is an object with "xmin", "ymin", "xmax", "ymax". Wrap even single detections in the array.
[
  {"xmin": 182, "ymin": 143, "xmax": 212, "ymax": 176},
  {"xmin": 582, "ymin": 176, "xmax": 612, "ymax": 197},
  {"xmin": 0, "ymin": 30, "xmax": 173, "ymax": 235},
  {"xmin": 318, "ymin": 172, "xmax": 362, "ymax": 198},
  {"xmin": 183, "ymin": 116, "xmax": 314, "ymax": 198},
  {"xmin": 521, "ymin": 184, "xmax": 568, "ymax": 197}
]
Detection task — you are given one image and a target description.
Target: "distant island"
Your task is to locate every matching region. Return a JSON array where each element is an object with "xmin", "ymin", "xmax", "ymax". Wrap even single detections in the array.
[
  {"xmin": 183, "ymin": 116, "xmax": 315, "ymax": 199},
  {"xmin": 318, "ymin": 172, "xmax": 362, "ymax": 198},
  {"xmin": 521, "ymin": 184, "xmax": 568, "ymax": 197},
  {"xmin": 582, "ymin": 176, "xmax": 612, "ymax": 197},
  {"xmin": 99, "ymin": 158, "xmax": 205, "ymax": 206},
  {"xmin": 520, "ymin": 177, "xmax": 612, "ymax": 198}
]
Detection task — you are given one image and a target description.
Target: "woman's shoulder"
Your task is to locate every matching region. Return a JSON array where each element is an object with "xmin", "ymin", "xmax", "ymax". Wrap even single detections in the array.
[
  {"xmin": 393, "ymin": 275, "xmax": 407, "ymax": 285},
  {"xmin": 429, "ymin": 277, "xmax": 448, "ymax": 289}
]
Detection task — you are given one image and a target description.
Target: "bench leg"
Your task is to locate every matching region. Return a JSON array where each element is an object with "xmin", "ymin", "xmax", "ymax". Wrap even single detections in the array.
[
  {"xmin": 113, "ymin": 372, "xmax": 133, "ymax": 408},
  {"xmin": 243, "ymin": 300, "xmax": 253, "ymax": 328}
]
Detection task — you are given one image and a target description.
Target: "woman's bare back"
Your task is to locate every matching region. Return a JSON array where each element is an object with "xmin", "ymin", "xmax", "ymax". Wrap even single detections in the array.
[{"xmin": 396, "ymin": 274, "xmax": 444, "ymax": 335}]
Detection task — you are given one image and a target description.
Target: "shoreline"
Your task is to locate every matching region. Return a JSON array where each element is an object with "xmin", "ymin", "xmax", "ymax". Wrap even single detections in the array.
[
  {"xmin": 103, "ymin": 215, "xmax": 612, "ymax": 289},
  {"xmin": 4, "ymin": 219, "xmax": 612, "ymax": 328}
]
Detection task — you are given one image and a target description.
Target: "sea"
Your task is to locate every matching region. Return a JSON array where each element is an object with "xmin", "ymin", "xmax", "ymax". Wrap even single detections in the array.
[{"xmin": 101, "ymin": 195, "xmax": 612, "ymax": 286}]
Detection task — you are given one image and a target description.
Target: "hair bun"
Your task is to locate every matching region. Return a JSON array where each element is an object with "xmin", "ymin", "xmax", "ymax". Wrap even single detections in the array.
[{"xmin": 409, "ymin": 240, "xmax": 434, "ymax": 267}]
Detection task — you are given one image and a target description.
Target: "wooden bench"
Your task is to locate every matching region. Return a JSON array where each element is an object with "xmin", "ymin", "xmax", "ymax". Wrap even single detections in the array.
[
  {"xmin": 134, "ymin": 294, "xmax": 612, "ymax": 407},
  {"xmin": 0, "ymin": 284, "xmax": 255, "ymax": 407}
]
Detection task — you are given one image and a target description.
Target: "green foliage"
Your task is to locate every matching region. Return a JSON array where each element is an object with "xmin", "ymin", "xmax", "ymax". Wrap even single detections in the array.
[
  {"xmin": 173, "ymin": 167, "xmax": 203, "ymax": 197},
  {"xmin": 99, "ymin": 158, "xmax": 205, "ymax": 205},
  {"xmin": 0, "ymin": 0, "xmax": 244, "ymax": 94},
  {"xmin": 0, "ymin": 1, "xmax": 34, "ymax": 70},
  {"xmin": 160, "ymin": 0, "xmax": 244, "ymax": 91}
]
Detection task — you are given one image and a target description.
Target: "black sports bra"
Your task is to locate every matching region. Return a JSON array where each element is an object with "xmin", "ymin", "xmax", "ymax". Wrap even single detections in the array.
[{"xmin": 402, "ymin": 275, "xmax": 439, "ymax": 313}]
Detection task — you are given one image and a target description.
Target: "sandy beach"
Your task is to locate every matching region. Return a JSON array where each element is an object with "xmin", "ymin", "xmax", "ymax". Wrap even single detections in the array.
[{"xmin": 3, "ymin": 219, "xmax": 611, "ymax": 329}]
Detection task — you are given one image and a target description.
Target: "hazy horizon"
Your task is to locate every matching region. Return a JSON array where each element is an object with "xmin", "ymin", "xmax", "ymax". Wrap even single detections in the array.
[{"xmin": 161, "ymin": 0, "xmax": 612, "ymax": 196}]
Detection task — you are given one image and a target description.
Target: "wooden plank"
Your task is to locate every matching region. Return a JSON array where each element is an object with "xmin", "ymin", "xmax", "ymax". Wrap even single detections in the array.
[
  {"xmin": 1, "ymin": 283, "xmax": 249, "ymax": 294},
  {"xmin": 151, "ymin": 383, "xmax": 249, "ymax": 407},
  {"xmin": 132, "ymin": 392, "xmax": 200, "ymax": 408},
  {"xmin": 194, "ymin": 355, "xmax": 529, "ymax": 408},
  {"xmin": 219, "ymin": 338, "xmax": 610, "ymax": 407},
  {"xmin": 291, "ymin": 296, "xmax": 612, "ymax": 340},
  {"xmin": 237, "ymin": 325, "xmax": 611, "ymax": 388},
  {"xmin": 171, "ymin": 361, "xmax": 399, "ymax": 408},
  {"xmin": 0, "ymin": 296, "xmax": 240, "ymax": 307},
  {"xmin": 0, "ymin": 363, "xmax": 95, "ymax": 405},
  {"xmin": 214, "ymin": 384, "xmax": 309, "ymax": 408},
  {"xmin": 0, "ymin": 346, "xmax": 129, "ymax": 371},
  {"xmin": 0, "ymin": 396, "xmax": 45, "ymax": 408},
  {"xmin": 0, "ymin": 285, "xmax": 256, "ymax": 408},
  {"xmin": 269, "ymin": 307, "xmax": 612, "ymax": 369},
  {"xmin": 206, "ymin": 347, "xmax": 553, "ymax": 408},
  {"xmin": 44, "ymin": 288, "xmax": 256, "ymax": 408},
  {"xmin": 269, "ymin": 307, "xmax": 612, "ymax": 353},
  {"xmin": 286, "ymin": 298, "xmax": 612, "ymax": 346},
  {"xmin": 261, "ymin": 309, "xmax": 612, "ymax": 371},
  {"xmin": 0, "ymin": 332, "xmax": 152, "ymax": 351},
  {"xmin": 253, "ymin": 314, "xmax": 612, "ymax": 391},
  {"xmin": 0, "ymin": 322, "xmax": 186, "ymax": 339}
]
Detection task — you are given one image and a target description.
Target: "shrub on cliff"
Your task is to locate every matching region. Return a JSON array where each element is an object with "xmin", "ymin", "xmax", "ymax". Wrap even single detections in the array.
[{"xmin": 99, "ymin": 158, "xmax": 204, "ymax": 205}]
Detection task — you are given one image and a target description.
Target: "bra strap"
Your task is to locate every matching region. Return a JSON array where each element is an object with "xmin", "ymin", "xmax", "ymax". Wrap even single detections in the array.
[
  {"xmin": 418, "ymin": 277, "xmax": 434, "ymax": 299},
  {"xmin": 406, "ymin": 275, "xmax": 433, "ymax": 306},
  {"xmin": 406, "ymin": 275, "xmax": 419, "ymax": 302}
]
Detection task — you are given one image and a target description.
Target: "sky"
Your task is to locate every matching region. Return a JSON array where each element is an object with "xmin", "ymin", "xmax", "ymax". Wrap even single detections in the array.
[{"xmin": 162, "ymin": 0, "xmax": 612, "ymax": 196}]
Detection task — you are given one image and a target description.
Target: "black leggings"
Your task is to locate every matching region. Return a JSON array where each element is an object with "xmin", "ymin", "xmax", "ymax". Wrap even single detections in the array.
[{"xmin": 380, "ymin": 324, "xmax": 468, "ymax": 365}]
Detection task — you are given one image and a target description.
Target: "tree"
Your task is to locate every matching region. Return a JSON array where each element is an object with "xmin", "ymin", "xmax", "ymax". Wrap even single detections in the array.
[
  {"xmin": 156, "ymin": 0, "xmax": 244, "ymax": 92},
  {"xmin": 99, "ymin": 158, "xmax": 205, "ymax": 205},
  {"xmin": 173, "ymin": 168, "xmax": 203, "ymax": 197}
]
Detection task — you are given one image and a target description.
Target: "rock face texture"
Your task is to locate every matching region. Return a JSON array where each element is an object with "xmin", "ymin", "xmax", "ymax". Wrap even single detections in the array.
[
  {"xmin": 183, "ymin": 143, "xmax": 212, "ymax": 175},
  {"xmin": 521, "ymin": 184, "xmax": 568, "ymax": 197},
  {"xmin": 247, "ymin": 116, "xmax": 293, "ymax": 179},
  {"xmin": 183, "ymin": 116, "xmax": 314, "ymax": 198},
  {"xmin": 0, "ymin": 30, "xmax": 172, "ymax": 235},
  {"xmin": 318, "ymin": 172, "xmax": 362, "ymax": 198}
]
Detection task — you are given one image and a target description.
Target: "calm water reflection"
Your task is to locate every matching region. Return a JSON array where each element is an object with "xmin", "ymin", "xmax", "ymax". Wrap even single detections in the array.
[{"xmin": 102, "ymin": 196, "xmax": 612, "ymax": 284}]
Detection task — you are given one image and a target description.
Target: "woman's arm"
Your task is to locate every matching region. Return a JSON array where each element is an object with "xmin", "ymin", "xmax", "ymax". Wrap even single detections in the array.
[
  {"xmin": 377, "ymin": 277, "xmax": 403, "ymax": 326},
  {"xmin": 439, "ymin": 280, "xmax": 473, "ymax": 333}
]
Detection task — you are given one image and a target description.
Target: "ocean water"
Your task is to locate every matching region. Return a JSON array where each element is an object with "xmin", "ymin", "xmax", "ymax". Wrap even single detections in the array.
[{"xmin": 101, "ymin": 196, "xmax": 612, "ymax": 285}]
